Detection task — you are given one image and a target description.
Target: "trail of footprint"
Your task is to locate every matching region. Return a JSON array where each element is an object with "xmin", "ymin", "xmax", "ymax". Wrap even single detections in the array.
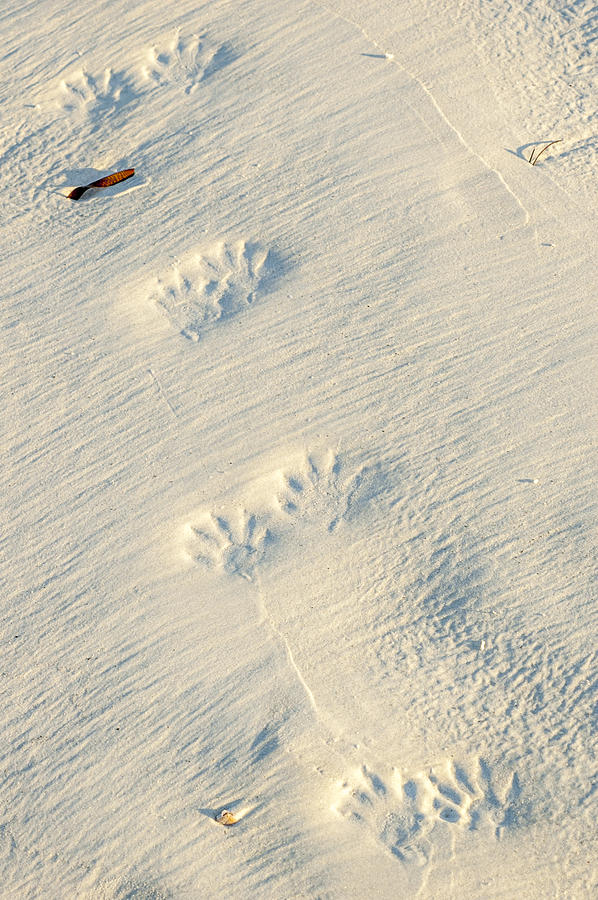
[
  {"xmin": 331, "ymin": 756, "xmax": 525, "ymax": 866},
  {"xmin": 142, "ymin": 31, "xmax": 237, "ymax": 94},
  {"xmin": 181, "ymin": 450, "xmax": 531, "ymax": 881},
  {"xmin": 47, "ymin": 31, "xmax": 234, "ymax": 120},
  {"xmin": 149, "ymin": 240, "xmax": 275, "ymax": 342},
  {"xmin": 4, "ymin": 27, "xmax": 234, "ymax": 218},
  {"xmin": 182, "ymin": 448, "xmax": 345, "ymax": 577},
  {"xmin": 181, "ymin": 448, "xmax": 388, "ymax": 779},
  {"xmin": 179, "ymin": 451, "xmax": 531, "ymax": 887}
]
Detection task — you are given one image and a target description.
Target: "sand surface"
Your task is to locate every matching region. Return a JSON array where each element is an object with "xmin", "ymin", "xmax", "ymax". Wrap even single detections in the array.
[{"xmin": 1, "ymin": 1, "xmax": 596, "ymax": 896}]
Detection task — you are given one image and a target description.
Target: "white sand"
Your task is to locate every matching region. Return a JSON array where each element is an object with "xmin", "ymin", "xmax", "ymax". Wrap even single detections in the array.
[{"xmin": 1, "ymin": 1, "xmax": 596, "ymax": 897}]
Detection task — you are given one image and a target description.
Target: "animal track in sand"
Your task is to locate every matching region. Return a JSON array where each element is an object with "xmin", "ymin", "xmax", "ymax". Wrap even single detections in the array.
[
  {"xmin": 13, "ymin": 29, "xmax": 232, "ymax": 217},
  {"xmin": 183, "ymin": 509, "xmax": 274, "ymax": 580},
  {"xmin": 270, "ymin": 447, "xmax": 342, "ymax": 528},
  {"xmin": 142, "ymin": 31, "xmax": 237, "ymax": 94},
  {"xmin": 47, "ymin": 29, "xmax": 232, "ymax": 123},
  {"xmin": 56, "ymin": 68, "xmax": 138, "ymax": 121},
  {"xmin": 182, "ymin": 449, "xmax": 346, "ymax": 578},
  {"xmin": 149, "ymin": 240, "xmax": 274, "ymax": 341},
  {"xmin": 332, "ymin": 756, "xmax": 524, "ymax": 865}
]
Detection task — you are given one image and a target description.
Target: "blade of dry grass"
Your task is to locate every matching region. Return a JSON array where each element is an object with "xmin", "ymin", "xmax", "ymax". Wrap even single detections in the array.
[{"xmin": 529, "ymin": 140, "xmax": 562, "ymax": 165}]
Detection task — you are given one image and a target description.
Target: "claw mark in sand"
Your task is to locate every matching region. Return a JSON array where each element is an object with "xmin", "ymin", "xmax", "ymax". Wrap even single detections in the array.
[
  {"xmin": 142, "ymin": 31, "xmax": 237, "ymax": 94},
  {"xmin": 183, "ymin": 510, "xmax": 273, "ymax": 580},
  {"xmin": 181, "ymin": 448, "xmax": 351, "ymax": 577},
  {"xmin": 332, "ymin": 756, "xmax": 525, "ymax": 866},
  {"xmin": 149, "ymin": 239, "xmax": 275, "ymax": 342},
  {"xmin": 56, "ymin": 68, "xmax": 138, "ymax": 121},
  {"xmin": 268, "ymin": 447, "xmax": 342, "ymax": 529}
]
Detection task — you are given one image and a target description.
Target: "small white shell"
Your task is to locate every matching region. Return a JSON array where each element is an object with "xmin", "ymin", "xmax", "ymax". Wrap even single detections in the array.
[{"xmin": 215, "ymin": 809, "xmax": 237, "ymax": 826}]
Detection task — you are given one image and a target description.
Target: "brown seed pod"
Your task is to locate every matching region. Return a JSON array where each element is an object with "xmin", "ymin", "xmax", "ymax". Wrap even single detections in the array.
[{"xmin": 67, "ymin": 168, "xmax": 135, "ymax": 200}]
